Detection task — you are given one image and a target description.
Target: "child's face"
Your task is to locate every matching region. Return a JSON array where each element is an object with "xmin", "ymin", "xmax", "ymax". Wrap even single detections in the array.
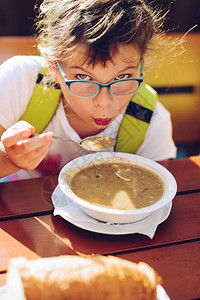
[{"xmin": 56, "ymin": 44, "xmax": 141, "ymax": 137}]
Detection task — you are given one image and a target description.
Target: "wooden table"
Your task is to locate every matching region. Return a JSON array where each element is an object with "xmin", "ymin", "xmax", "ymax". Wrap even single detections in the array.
[{"xmin": 0, "ymin": 156, "xmax": 200, "ymax": 299}]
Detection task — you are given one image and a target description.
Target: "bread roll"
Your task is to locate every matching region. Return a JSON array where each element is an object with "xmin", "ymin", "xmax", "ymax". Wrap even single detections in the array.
[{"xmin": 6, "ymin": 255, "xmax": 161, "ymax": 300}]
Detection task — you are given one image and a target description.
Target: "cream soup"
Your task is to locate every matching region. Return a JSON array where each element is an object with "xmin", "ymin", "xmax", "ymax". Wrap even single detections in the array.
[{"xmin": 70, "ymin": 162, "xmax": 164, "ymax": 210}]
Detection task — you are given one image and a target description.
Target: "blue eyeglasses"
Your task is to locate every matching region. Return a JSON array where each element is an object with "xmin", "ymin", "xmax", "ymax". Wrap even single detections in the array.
[{"xmin": 57, "ymin": 58, "xmax": 143, "ymax": 97}]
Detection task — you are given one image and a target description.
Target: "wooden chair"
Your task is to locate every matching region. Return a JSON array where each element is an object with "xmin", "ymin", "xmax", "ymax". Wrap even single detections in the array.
[{"xmin": 0, "ymin": 34, "xmax": 199, "ymax": 149}]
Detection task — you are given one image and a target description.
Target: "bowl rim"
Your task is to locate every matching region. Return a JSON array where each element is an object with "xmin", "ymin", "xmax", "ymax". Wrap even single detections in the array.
[{"xmin": 58, "ymin": 152, "xmax": 177, "ymax": 216}]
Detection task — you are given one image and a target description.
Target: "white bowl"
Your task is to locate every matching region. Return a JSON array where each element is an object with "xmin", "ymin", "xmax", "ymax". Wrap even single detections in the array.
[{"xmin": 58, "ymin": 152, "xmax": 177, "ymax": 223}]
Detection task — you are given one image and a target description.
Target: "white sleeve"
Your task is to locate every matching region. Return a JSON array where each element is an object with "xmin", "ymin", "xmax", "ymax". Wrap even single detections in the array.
[
  {"xmin": 136, "ymin": 101, "xmax": 177, "ymax": 161},
  {"xmin": 0, "ymin": 56, "xmax": 43, "ymax": 129}
]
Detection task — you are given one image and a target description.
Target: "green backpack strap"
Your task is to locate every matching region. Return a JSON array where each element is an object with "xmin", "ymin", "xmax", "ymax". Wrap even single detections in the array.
[
  {"xmin": 115, "ymin": 82, "xmax": 158, "ymax": 154},
  {"xmin": 19, "ymin": 64, "xmax": 61, "ymax": 134}
]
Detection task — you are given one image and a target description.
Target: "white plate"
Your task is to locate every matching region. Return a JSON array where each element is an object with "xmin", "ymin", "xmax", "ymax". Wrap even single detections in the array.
[
  {"xmin": 0, "ymin": 284, "xmax": 170, "ymax": 299},
  {"xmin": 52, "ymin": 185, "xmax": 172, "ymax": 237}
]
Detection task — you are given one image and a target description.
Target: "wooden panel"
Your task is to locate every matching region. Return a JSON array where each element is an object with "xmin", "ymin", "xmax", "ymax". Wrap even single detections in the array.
[
  {"xmin": 1, "ymin": 33, "xmax": 199, "ymax": 85},
  {"xmin": 159, "ymin": 93, "xmax": 200, "ymax": 143},
  {"xmin": 145, "ymin": 33, "xmax": 200, "ymax": 144},
  {"xmin": 0, "ymin": 215, "xmax": 76, "ymax": 272},
  {"xmin": 117, "ymin": 241, "xmax": 200, "ymax": 300},
  {"xmin": 0, "ymin": 175, "xmax": 57, "ymax": 220},
  {"xmin": 159, "ymin": 156, "xmax": 200, "ymax": 192},
  {"xmin": 0, "ymin": 36, "xmax": 39, "ymax": 65},
  {"xmin": 145, "ymin": 33, "xmax": 200, "ymax": 87},
  {"xmin": 0, "ymin": 192, "xmax": 199, "ymax": 272}
]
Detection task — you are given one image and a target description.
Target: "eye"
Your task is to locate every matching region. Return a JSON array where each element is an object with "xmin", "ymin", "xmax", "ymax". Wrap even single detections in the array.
[
  {"xmin": 115, "ymin": 74, "xmax": 130, "ymax": 80},
  {"xmin": 76, "ymin": 74, "xmax": 92, "ymax": 81}
]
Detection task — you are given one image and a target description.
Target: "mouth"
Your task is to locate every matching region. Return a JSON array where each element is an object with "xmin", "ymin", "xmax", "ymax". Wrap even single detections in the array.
[{"xmin": 94, "ymin": 118, "xmax": 112, "ymax": 126}]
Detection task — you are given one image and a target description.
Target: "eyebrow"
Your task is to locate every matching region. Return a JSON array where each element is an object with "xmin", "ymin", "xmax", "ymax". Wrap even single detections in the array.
[{"xmin": 63, "ymin": 65, "xmax": 139, "ymax": 76}]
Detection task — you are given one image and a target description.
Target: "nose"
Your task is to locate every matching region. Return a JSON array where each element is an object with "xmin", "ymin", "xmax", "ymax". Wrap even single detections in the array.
[{"xmin": 93, "ymin": 87, "xmax": 113, "ymax": 108}]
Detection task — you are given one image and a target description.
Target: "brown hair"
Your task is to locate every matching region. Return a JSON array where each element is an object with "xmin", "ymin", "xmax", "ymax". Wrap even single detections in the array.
[{"xmin": 35, "ymin": 0, "xmax": 165, "ymax": 65}]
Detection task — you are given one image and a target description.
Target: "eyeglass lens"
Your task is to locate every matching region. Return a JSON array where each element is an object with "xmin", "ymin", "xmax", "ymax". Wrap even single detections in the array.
[
  {"xmin": 69, "ymin": 80, "xmax": 139, "ymax": 96},
  {"xmin": 111, "ymin": 80, "xmax": 139, "ymax": 96}
]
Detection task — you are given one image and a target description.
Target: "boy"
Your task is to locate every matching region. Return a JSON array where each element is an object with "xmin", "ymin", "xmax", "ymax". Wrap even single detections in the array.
[{"xmin": 0, "ymin": 0, "xmax": 176, "ymax": 180}]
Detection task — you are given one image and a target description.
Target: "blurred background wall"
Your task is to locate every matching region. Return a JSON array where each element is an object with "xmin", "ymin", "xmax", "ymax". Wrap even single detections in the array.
[
  {"xmin": 0, "ymin": 0, "xmax": 199, "ymax": 36},
  {"xmin": 0, "ymin": 0, "xmax": 199, "ymax": 158}
]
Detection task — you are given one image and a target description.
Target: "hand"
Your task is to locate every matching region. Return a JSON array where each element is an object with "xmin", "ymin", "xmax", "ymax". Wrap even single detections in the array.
[{"xmin": 1, "ymin": 121, "xmax": 54, "ymax": 171}]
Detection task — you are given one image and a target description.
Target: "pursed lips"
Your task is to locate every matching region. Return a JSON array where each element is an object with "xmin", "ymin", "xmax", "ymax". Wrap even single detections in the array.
[{"xmin": 94, "ymin": 118, "xmax": 112, "ymax": 126}]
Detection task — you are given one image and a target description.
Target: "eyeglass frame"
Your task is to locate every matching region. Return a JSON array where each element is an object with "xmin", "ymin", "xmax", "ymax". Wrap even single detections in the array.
[{"xmin": 56, "ymin": 58, "xmax": 143, "ymax": 97}]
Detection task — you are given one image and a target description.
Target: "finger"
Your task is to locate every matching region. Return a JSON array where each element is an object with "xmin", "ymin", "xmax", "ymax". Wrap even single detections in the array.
[
  {"xmin": 4, "ymin": 132, "xmax": 53, "ymax": 161},
  {"xmin": 6, "ymin": 137, "xmax": 53, "ymax": 170},
  {"xmin": 1, "ymin": 121, "xmax": 35, "ymax": 148},
  {"xmin": 16, "ymin": 132, "xmax": 53, "ymax": 150}
]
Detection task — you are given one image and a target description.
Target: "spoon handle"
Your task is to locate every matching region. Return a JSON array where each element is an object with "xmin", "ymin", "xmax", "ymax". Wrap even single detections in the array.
[
  {"xmin": 52, "ymin": 135, "xmax": 74, "ymax": 142},
  {"xmin": 33, "ymin": 134, "xmax": 78, "ymax": 144}
]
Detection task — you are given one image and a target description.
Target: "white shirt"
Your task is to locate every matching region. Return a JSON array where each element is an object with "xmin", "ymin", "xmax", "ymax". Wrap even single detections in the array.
[{"xmin": 0, "ymin": 56, "xmax": 176, "ymax": 180}]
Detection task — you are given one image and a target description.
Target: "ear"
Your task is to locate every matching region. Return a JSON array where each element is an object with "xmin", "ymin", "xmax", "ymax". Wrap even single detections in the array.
[{"xmin": 47, "ymin": 61, "xmax": 59, "ymax": 83}]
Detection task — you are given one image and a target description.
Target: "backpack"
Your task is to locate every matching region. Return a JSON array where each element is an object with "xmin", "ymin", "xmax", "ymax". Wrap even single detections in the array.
[{"xmin": 19, "ymin": 66, "xmax": 158, "ymax": 154}]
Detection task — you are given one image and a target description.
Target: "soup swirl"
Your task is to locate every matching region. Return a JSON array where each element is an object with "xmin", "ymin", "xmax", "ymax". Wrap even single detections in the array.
[{"xmin": 70, "ymin": 163, "xmax": 164, "ymax": 210}]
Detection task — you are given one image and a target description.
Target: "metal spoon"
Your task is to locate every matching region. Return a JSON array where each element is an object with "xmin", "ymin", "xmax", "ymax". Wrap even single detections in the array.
[{"xmin": 33, "ymin": 134, "xmax": 115, "ymax": 151}]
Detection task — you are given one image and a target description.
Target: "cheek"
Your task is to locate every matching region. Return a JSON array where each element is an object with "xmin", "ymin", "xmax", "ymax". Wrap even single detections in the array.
[
  {"xmin": 115, "ymin": 96, "xmax": 131, "ymax": 112},
  {"xmin": 62, "ymin": 87, "xmax": 91, "ymax": 113}
]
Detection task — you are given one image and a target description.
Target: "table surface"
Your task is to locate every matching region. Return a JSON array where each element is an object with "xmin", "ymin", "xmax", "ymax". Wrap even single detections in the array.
[{"xmin": 0, "ymin": 155, "xmax": 200, "ymax": 300}]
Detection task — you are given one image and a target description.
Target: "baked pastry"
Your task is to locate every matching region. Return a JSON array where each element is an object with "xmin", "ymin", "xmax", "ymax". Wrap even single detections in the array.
[{"xmin": 6, "ymin": 255, "xmax": 161, "ymax": 299}]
